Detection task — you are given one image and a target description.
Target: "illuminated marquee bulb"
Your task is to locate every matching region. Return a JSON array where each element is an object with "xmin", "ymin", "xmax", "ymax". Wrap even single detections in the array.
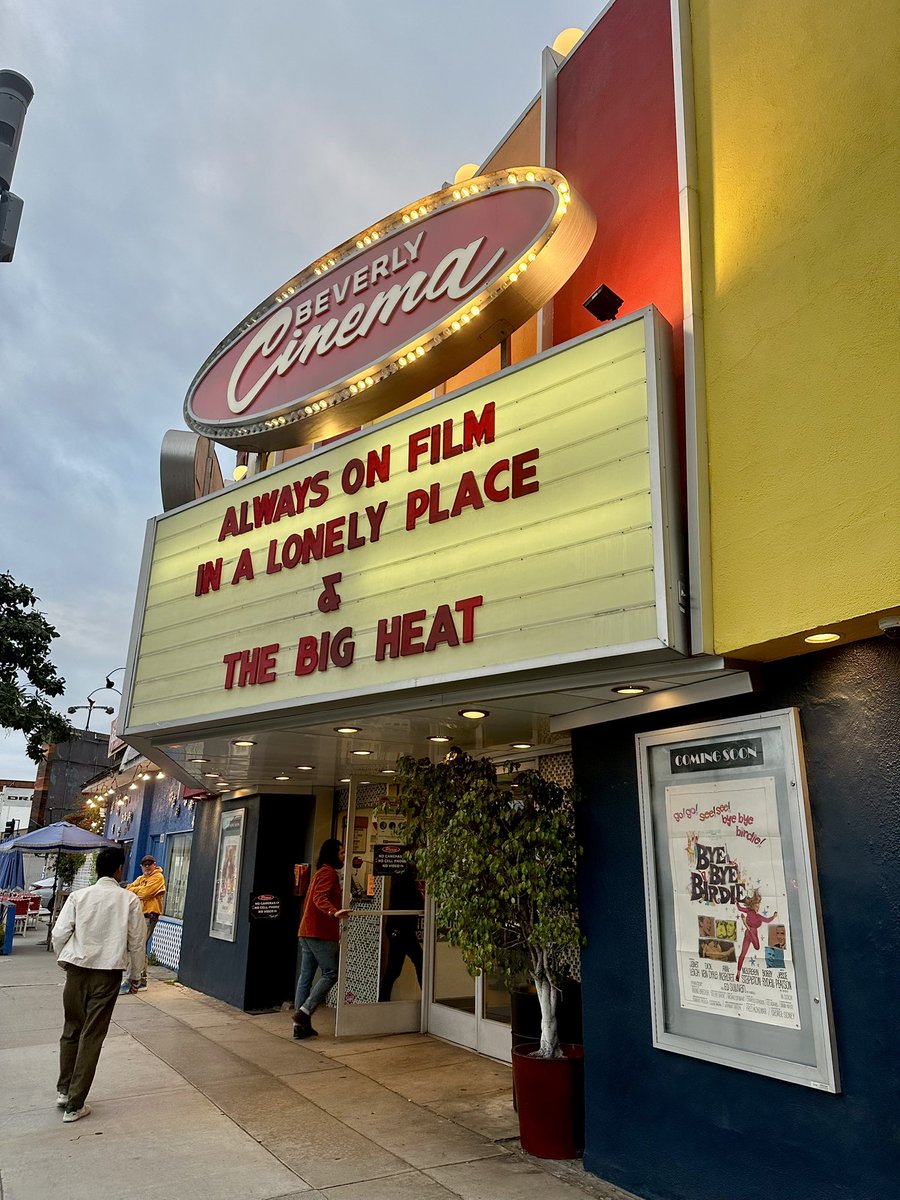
[{"xmin": 507, "ymin": 173, "xmax": 518, "ymax": 185}]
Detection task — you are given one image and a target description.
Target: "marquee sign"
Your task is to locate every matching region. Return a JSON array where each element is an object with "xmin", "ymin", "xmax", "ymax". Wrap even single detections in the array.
[
  {"xmin": 125, "ymin": 310, "xmax": 686, "ymax": 739},
  {"xmin": 184, "ymin": 168, "xmax": 595, "ymax": 451}
]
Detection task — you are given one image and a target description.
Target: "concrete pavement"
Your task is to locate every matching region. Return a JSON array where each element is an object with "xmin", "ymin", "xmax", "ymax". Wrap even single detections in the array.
[{"xmin": 0, "ymin": 932, "xmax": 639, "ymax": 1200}]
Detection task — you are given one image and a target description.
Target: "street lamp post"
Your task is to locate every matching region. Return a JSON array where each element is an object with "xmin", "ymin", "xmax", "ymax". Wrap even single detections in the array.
[
  {"xmin": 66, "ymin": 688, "xmax": 116, "ymax": 732},
  {"xmin": 65, "ymin": 669, "xmax": 127, "ymax": 731}
]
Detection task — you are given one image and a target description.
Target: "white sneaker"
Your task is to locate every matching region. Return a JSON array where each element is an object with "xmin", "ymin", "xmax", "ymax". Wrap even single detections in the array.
[
  {"xmin": 56, "ymin": 1092, "xmax": 68, "ymax": 1108},
  {"xmin": 63, "ymin": 1104, "xmax": 91, "ymax": 1123}
]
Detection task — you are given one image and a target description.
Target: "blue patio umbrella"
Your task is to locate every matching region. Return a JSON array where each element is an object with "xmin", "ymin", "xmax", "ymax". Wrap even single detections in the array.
[
  {"xmin": 0, "ymin": 848, "xmax": 25, "ymax": 889},
  {"xmin": 0, "ymin": 822, "xmax": 120, "ymax": 948},
  {"xmin": 0, "ymin": 821, "xmax": 119, "ymax": 854}
]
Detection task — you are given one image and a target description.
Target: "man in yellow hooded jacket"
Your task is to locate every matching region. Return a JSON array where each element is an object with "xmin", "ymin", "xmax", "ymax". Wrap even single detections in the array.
[{"xmin": 125, "ymin": 855, "xmax": 166, "ymax": 990}]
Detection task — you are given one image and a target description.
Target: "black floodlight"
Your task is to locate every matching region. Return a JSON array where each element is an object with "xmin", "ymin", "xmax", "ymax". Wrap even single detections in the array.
[{"xmin": 583, "ymin": 283, "xmax": 624, "ymax": 323}]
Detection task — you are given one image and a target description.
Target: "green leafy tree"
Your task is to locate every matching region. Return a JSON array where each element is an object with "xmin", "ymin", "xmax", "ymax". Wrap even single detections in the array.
[
  {"xmin": 397, "ymin": 749, "xmax": 582, "ymax": 1057},
  {"xmin": 0, "ymin": 571, "xmax": 74, "ymax": 761}
]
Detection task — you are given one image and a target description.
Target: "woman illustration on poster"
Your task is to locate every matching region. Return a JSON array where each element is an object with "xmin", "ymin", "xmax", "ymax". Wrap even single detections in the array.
[{"xmin": 735, "ymin": 888, "xmax": 777, "ymax": 981}]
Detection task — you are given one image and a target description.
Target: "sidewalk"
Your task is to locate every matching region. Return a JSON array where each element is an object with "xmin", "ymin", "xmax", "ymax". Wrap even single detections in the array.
[{"xmin": 0, "ymin": 936, "xmax": 640, "ymax": 1200}]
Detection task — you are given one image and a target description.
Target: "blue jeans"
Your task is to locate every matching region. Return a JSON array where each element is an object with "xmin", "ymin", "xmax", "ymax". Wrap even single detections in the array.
[{"xmin": 295, "ymin": 937, "xmax": 339, "ymax": 1014}]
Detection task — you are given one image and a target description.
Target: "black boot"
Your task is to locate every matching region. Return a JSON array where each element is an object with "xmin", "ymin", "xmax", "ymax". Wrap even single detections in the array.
[{"xmin": 292, "ymin": 1008, "xmax": 317, "ymax": 1038}]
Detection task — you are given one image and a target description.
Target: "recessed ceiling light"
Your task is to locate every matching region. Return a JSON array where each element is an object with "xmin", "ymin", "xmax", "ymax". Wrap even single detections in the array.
[
  {"xmin": 359, "ymin": 781, "xmax": 371, "ymax": 785},
  {"xmin": 295, "ymin": 765, "xmax": 314, "ymax": 771},
  {"xmin": 190, "ymin": 757, "xmax": 209, "ymax": 763},
  {"xmin": 380, "ymin": 768, "xmax": 396, "ymax": 775},
  {"xmin": 612, "ymin": 685, "xmax": 650, "ymax": 696},
  {"xmin": 204, "ymin": 772, "xmax": 221, "ymax": 778},
  {"xmin": 335, "ymin": 726, "xmax": 360, "ymax": 734},
  {"xmin": 233, "ymin": 739, "xmax": 256, "ymax": 747},
  {"xmin": 339, "ymin": 778, "xmax": 351, "ymax": 783},
  {"xmin": 458, "ymin": 708, "xmax": 489, "ymax": 719},
  {"xmin": 428, "ymin": 735, "xmax": 450, "ymax": 743},
  {"xmin": 351, "ymin": 749, "xmax": 372, "ymax": 756},
  {"xmin": 511, "ymin": 742, "xmax": 533, "ymax": 750},
  {"xmin": 804, "ymin": 632, "xmax": 840, "ymax": 644},
  {"xmin": 274, "ymin": 774, "xmax": 290, "ymax": 781}
]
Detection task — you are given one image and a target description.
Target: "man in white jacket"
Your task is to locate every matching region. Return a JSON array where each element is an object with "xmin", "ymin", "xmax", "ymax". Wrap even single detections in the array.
[{"xmin": 52, "ymin": 845, "xmax": 145, "ymax": 1123}]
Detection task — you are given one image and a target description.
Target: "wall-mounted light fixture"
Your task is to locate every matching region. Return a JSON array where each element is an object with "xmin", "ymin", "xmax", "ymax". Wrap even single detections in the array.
[{"xmin": 583, "ymin": 283, "xmax": 623, "ymax": 323}]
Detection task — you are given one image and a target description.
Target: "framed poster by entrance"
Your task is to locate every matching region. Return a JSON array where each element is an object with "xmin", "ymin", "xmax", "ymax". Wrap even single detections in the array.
[
  {"xmin": 636, "ymin": 709, "xmax": 839, "ymax": 1091},
  {"xmin": 209, "ymin": 807, "xmax": 245, "ymax": 941}
]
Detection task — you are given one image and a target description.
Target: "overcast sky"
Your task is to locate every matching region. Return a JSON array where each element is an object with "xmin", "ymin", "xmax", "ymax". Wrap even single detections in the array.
[{"xmin": 0, "ymin": 0, "xmax": 604, "ymax": 782}]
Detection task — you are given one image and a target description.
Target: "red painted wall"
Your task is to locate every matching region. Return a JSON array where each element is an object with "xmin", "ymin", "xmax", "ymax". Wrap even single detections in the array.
[{"xmin": 553, "ymin": 0, "xmax": 682, "ymax": 369}]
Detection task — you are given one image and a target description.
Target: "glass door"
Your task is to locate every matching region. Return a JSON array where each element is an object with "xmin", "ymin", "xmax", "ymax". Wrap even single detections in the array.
[
  {"xmin": 334, "ymin": 781, "xmax": 424, "ymax": 1037},
  {"xmin": 424, "ymin": 906, "xmax": 513, "ymax": 1063}
]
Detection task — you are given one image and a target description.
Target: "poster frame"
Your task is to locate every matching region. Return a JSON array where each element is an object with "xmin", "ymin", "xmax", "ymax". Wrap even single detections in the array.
[
  {"xmin": 209, "ymin": 807, "xmax": 245, "ymax": 942},
  {"xmin": 636, "ymin": 708, "xmax": 839, "ymax": 1091}
]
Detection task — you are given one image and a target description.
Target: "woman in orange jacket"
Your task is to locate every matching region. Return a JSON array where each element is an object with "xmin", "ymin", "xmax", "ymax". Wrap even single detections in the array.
[{"xmin": 293, "ymin": 839, "xmax": 349, "ymax": 1038}]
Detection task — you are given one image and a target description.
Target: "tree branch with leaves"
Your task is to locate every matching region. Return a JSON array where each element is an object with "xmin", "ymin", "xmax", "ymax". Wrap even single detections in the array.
[{"xmin": 0, "ymin": 571, "xmax": 75, "ymax": 762}]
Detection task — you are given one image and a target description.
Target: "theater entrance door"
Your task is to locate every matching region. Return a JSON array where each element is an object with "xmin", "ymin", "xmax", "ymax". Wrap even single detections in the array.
[
  {"xmin": 424, "ymin": 925, "xmax": 513, "ymax": 1063},
  {"xmin": 333, "ymin": 780, "xmax": 423, "ymax": 1037}
]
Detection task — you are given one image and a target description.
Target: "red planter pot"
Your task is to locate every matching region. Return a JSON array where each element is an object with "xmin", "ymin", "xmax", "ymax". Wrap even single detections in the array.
[{"xmin": 511, "ymin": 1043, "xmax": 585, "ymax": 1159}]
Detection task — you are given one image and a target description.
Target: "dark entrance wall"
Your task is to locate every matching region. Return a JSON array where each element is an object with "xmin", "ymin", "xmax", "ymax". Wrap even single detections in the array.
[
  {"xmin": 180, "ymin": 793, "xmax": 315, "ymax": 1010},
  {"xmin": 573, "ymin": 638, "xmax": 900, "ymax": 1200}
]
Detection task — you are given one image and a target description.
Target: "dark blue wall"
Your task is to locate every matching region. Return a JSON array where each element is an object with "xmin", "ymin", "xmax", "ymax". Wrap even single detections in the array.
[
  {"xmin": 574, "ymin": 638, "xmax": 900, "ymax": 1200},
  {"xmin": 178, "ymin": 796, "xmax": 258, "ymax": 1009},
  {"xmin": 178, "ymin": 794, "xmax": 315, "ymax": 1010}
]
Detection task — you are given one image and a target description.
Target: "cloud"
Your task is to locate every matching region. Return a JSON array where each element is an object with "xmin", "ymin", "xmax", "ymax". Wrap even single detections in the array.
[{"xmin": 1, "ymin": 0, "xmax": 602, "ymax": 781}]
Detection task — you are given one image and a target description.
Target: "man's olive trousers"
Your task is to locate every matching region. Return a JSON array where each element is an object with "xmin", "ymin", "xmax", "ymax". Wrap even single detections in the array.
[{"xmin": 57, "ymin": 964, "xmax": 122, "ymax": 1110}]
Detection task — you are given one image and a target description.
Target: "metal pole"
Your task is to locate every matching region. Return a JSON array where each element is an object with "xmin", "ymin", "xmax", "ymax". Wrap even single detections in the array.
[{"xmin": 45, "ymin": 852, "xmax": 60, "ymax": 951}]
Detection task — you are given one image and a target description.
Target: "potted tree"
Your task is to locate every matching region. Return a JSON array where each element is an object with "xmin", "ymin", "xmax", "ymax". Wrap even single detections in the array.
[{"xmin": 396, "ymin": 748, "xmax": 584, "ymax": 1158}]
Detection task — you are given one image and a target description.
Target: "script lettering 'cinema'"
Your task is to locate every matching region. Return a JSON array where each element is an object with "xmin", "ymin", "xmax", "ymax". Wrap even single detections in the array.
[{"xmin": 227, "ymin": 231, "xmax": 504, "ymax": 415}]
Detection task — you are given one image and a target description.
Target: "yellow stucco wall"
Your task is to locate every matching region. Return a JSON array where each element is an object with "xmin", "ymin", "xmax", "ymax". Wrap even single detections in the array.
[{"xmin": 691, "ymin": 0, "xmax": 900, "ymax": 655}]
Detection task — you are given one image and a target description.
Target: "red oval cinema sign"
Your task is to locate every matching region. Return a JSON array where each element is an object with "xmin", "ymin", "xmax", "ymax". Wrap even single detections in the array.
[{"xmin": 185, "ymin": 168, "xmax": 595, "ymax": 451}]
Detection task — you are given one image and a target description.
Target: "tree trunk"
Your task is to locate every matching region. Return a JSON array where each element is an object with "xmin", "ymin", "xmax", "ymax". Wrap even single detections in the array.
[{"xmin": 533, "ymin": 950, "xmax": 561, "ymax": 1057}]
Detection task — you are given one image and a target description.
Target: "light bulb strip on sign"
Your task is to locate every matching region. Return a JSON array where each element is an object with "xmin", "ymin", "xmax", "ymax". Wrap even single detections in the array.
[{"xmin": 184, "ymin": 168, "xmax": 595, "ymax": 451}]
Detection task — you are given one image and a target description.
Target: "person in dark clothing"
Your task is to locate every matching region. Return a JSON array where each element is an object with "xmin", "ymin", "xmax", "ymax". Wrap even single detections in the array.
[{"xmin": 378, "ymin": 865, "xmax": 424, "ymax": 1002}]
